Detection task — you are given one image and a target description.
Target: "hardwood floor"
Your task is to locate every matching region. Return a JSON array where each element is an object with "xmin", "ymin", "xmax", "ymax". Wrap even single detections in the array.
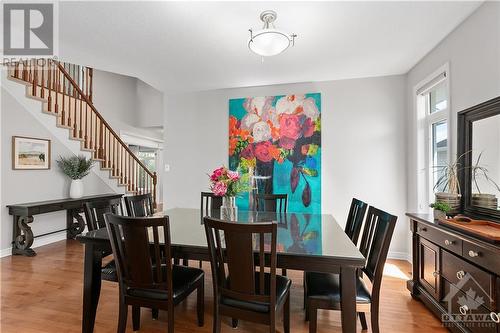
[{"xmin": 1, "ymin": 240, "xmax": 447, "ymax": 333}]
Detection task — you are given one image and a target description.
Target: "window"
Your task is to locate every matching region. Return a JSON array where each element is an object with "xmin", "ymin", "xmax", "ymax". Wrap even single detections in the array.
[{"xmin": 416, "ymin": 67, "xmax": 450, "ymax": 210}]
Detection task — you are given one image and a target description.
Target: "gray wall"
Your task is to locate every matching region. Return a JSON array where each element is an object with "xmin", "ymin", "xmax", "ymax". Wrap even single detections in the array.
[
  {"xmin": 0, "ymin": 88, "xmax": 113, "ymax": 255},
  {"xmin": 406, "ymin": 2, "xmax": 500, "ymax": 212},
  {"xmin": 163, "ymin": 75, "xmax": 409, "ymax": 258}
]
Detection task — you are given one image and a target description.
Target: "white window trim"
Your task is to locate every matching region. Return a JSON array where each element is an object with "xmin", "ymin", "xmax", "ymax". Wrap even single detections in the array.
[{"xmin": 413, "ymin": 63, "xmax": 451, "ymax": 212}]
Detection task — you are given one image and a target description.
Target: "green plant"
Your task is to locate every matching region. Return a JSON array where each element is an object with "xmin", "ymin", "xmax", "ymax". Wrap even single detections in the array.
[
  {"xmin": 429, "ymin": 201, "xmax": 451, "ymax": 213},
  {"xmin": 56, "ymin": 155, "xmax": 94, "ymax": 180},
  {"xmin": 433, "ymin": 152, "xmax": 471, "ymax": 195}
]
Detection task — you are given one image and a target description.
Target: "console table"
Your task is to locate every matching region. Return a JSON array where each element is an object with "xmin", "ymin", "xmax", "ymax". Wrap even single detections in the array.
[{"xmin": 7, "ymin": 194, "xmax": 123, "ymax": 257}]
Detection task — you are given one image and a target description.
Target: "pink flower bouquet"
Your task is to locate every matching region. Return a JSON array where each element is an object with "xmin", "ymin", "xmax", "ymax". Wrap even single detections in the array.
[{"xmin": 209, "ymin": 166, "xmax": 247, "ymax": 197}]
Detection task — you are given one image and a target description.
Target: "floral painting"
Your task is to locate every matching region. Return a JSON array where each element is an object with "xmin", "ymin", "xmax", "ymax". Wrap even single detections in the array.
[{"xmin": 229, "ymin": 93, "xmax": 321, "ymax": 213}]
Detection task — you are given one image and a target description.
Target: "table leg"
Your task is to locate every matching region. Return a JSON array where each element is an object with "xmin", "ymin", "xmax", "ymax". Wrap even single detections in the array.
[
  {"xmin": 340, "ymin": 266, "xmax": 357, "ymax": 333},
  {"xmin": 82, "ymin": 243, "xmax": 103, "ymax": 333},
  {"xmin": 12, "ymin": 215, "xmax": 36, "ymax": 256},
  {"xmin": 67, "ymin": 209, "xmax": 86, "ymax": 239}
]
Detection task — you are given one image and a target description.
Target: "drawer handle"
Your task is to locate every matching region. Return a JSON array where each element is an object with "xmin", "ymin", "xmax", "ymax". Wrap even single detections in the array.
[
  {"xmin": 432, "ymin": 271, "xmax": 440, "ymax": 278},
  {"xmin": 444, "ymin": 239, "xmax": 455, "ymax": 246},
  {"xmin": 491, "ymin": 312, "xmax": 500, "ymax": 323},
  {"xmin": 418, "ymin": 227, "xmax": 427, "ymax": 232},
  {"xmin": 456, "ymin": 270, "xmax": 465, "ymax": 280},
  {"xmin": 468, "ymin": 250, "xmax": 479, "ymax": 258},
  {"xmin": 459, "ymin": 305, "xmax": 469, "ymax": 315}
]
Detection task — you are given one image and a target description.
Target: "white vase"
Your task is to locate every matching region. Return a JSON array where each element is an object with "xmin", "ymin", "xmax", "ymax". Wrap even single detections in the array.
[
  {"xmin": 220, "ymin": 196, "xmax": 238, "ymax": 221},
  {"xmin": 70, "ymin": 179, "xmax": 84, "ymax": 199}
]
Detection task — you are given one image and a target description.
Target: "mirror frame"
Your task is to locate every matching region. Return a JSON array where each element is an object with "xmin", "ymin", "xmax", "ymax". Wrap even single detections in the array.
[{"xmin": 458, "ymin": 95, "xmax": 500, "ymax": 222}]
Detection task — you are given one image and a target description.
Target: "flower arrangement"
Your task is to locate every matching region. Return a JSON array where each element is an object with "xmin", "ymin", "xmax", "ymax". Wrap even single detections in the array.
[{"xmin": 209, "ymin": 166, "xmax": 248, "ymax": 197}]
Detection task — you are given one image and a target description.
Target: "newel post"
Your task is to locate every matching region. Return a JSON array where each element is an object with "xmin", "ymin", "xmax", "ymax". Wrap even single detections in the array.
[{"xmin": 153, "ymin": 172, "xmax": 158, "ymax": 209}]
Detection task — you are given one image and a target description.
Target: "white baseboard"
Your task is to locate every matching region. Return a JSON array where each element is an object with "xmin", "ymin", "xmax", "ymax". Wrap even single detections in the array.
[
  {"xmin": 0, "ymin": 231, "xmax": 67, "ymax": 258},
  {"xmin": 387, "ymin": 251, "xmax": 411, "ymax": 263}
]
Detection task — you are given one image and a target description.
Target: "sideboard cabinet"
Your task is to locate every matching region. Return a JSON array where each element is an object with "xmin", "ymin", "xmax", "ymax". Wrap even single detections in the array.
[{"xmin": 407, "ymin": 213, "xmax": 500, "ymax": 333}]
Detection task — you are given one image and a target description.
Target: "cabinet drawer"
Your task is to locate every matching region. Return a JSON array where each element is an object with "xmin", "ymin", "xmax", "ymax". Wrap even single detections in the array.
[
  {"xmin": 441, "ymin": 280, "xmax": 498, "ymax": 333},
  {"xmin": 417, "ymin": 223, "xmax": 462, "ymax": 255},
  {"xmin": 441, "ymin": 250, "xmax": 494, "ymax": 310},
  {"xmin": 463, "ymin": 241, "xmax": 500, "ymax": 276}
]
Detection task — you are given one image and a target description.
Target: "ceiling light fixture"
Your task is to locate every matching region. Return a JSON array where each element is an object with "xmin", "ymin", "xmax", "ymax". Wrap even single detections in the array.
[{"xmin": 248, "ymin": 10, "xmax": 297, "ymax": 57}]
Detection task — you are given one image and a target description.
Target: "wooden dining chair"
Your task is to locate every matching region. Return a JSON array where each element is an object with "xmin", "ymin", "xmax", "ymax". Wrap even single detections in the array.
[
  {"xmin": 344, "ymin": 198, "xmax": 368, "ymax": 245},
  {"xmin": 253, "ymin": 193, "xmax": 288, "ymax": 213},
  {"xmin": 124, "ymin": 193, "xmax": 154, "ymax": 217},
  {"xmin": 104, "ymin": 214, "xmax": 204, "ymax": 333},
  {"xmin": 201, "ymin": 192, "xmax": 223, "ymax": 217},
  {"xmin": 304, "ymin": 206, "xmax": 397, "ymax": 333},
  {"xmin": 83, "ymin": 198, "xmax": 124, "ymax": 282},
  {"xmin": 252, "ymin": 193, "xmax": 288, "ymax": 275},
  {"xmin": 204, "ymin": 216, "xmax": 291, "ymax": 333}
]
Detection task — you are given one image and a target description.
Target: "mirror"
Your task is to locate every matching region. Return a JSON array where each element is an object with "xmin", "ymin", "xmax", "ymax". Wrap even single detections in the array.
[{"xmin": 471, "ymin": 115, "xmax": 500, "ymax": 210}]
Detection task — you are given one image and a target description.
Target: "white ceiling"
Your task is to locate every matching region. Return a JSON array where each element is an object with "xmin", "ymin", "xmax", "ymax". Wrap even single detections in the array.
[{"xmin": 59, "ymin": 1, "xmax": 482, "ymax": 93}]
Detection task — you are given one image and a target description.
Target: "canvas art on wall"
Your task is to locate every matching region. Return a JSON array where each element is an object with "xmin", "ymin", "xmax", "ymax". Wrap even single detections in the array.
[
  {"xmin": 229, "ymin": 93, "xmax": 321, "ymax": 213},
  {"xmin": 12, "ymin": 136, "xmax": 51, "ymax": 170}
]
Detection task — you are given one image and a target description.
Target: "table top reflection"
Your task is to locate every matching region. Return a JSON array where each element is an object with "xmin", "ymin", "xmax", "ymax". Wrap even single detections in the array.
[{"xmin": 79, "ymin": 208, "xmax": 364, "ymax": 262}]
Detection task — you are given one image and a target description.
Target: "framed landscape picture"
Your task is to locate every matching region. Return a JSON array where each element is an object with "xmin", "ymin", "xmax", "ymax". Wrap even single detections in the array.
[{"xmin": 12, "ymin": 136, "xmax": 51, "ymax": 170}]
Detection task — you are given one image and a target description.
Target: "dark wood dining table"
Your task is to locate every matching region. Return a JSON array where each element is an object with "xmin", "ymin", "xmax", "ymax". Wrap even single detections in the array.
[{"xmin": 77, "ymin": 208, "xmax": 365, "ymax": 333}]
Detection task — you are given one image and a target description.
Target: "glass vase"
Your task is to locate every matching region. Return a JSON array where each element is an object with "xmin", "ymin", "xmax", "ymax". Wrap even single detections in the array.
[{"xmin": 221, "ymin": 196, "xmax": 238, "ymax": 221}]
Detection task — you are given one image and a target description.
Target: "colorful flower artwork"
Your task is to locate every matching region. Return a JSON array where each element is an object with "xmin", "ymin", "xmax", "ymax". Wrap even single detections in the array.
[{"xmin": 229, "ymin": 93, "xmax": 321, "ymax": 213}]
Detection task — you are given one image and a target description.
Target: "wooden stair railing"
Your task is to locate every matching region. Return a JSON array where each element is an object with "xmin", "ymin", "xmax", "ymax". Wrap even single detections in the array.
[{"xmin": 7, "ymin": 59, "xmax": 157, "ymax": 207}]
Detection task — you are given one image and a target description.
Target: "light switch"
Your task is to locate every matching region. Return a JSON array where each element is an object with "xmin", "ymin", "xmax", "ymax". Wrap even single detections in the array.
[{"xmin": 164, "ymin": 164, "xmax": 170, "ymax": 172}]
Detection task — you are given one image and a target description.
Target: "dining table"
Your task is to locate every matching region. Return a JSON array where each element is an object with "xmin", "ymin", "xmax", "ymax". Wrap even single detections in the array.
[{"xmin": 77, "ymin": 208, "xmax": 366, "ymax": 333}]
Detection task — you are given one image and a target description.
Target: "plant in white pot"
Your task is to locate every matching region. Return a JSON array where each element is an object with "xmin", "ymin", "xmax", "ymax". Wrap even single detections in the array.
[
  {"xmin": 429, "ymin": 202, "xmax": 451, "ymax": 220},
  {"xmin": 57, "ymin": 155, "xmax": 94, "ymax": 199}
]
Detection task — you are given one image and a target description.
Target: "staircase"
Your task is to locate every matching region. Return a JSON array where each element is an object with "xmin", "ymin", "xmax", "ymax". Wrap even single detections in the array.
[{"xmin": 6, "ymin": 59, "xmax": 157, "ymax": 206}]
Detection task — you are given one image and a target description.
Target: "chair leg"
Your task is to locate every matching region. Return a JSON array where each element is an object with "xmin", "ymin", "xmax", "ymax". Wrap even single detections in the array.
[
  {"xmin": 282, "ymin": 269, "xmax": 287, "ymax": 276},
  {"xmin": 167, "ymin": 305, "xmax": 174, "ymax": 333},
  {"xmin": 358, "ymin": 312, "xmax": 368, "ymax": 330},
  {"xmin": 308, "ymin": 302, "xmax": 317, "ymax": 333},
  {"xmin": 231, "ymin": 319, "xmax": 238, "ymax": 328},
  {"xmin": 283, "ymin": 293, "xmax": 290, "ymax": 333},
  {"xmin": 152, "ymin": 308, "xmax": 159, "ymax": 320},
  {"xmin": 371, "ymin": 302, "xmax": 380, "ymax": 333},
  {"xmin": 132, "ymin": 306, "xmax": 140, "ymax": 331},
  {"xmin": 197, "ymin": 283, "xmax": 204, "ymax": 327},
  {"xmin": 199, "ymin": 260, "xmax": 202, "ymax": 269},
  {"xmin": 117, "ymin": 299, "xmax": 127, "ymax": 333},
  {"xmin": 182, "ymin": 258, "xmax": 188, "ymax": 266},
  {"xmin": 213, "ymin": 302, "xmax": 221, "ymax": 333},
  {"xmin": 269, "ymin": 313, "xmax": 275, "ymax": 333}
]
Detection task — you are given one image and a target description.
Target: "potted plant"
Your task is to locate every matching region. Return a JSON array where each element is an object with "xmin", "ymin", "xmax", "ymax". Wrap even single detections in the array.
[
  {"xmin": 208, "ymin": 166, "xmax": 248, "ymax": 220},
  {"xmin": 470, "ymin": 151, "xmax": 500, "ymax": 209},
  {"xmin": 430, "ymin": 202, "xmax": 451, "ymax": 220},
  {"xmin": 433, "ymin": 153, "xmax": 467, "ymax": 215},
  {"xmin": 57, "ymin": 155, "xmax": 94, "ymax": 199}
]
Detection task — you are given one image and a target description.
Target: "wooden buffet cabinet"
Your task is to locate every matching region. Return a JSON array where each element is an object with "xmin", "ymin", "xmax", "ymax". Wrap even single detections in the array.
[{"xmin": 407, "ymin": 213, "xmax": 500, "ymax": 333}]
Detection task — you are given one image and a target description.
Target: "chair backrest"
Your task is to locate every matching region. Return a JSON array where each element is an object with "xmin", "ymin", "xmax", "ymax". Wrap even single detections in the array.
[
  {"xmin": 201, "ymin": 192, "xmax": 223, "ymax": 217},
  {"xmin": 83, "ymin": 198, "xmax": 123, "ymax": 231},
  {"xmin": 344, "ymin": 198, "xmax": 368, "ymax": 245},
  {"xmin": 204, "ymin": 217, "xmax": 278, "ymax": 309},
  {"xmin": 104, "ymin": 214, "xmax": 173, "ymax": 295},
  {"xmin": 253, "ymin": 193, "xmax": 288, "ymax": 213},
  {"xmin": 359, "ymin": 206, "xmax": 397, "ymax": 286},
  {"xmin": 124, "ymin": 193, "xmax": 154, "ymax": 217}
]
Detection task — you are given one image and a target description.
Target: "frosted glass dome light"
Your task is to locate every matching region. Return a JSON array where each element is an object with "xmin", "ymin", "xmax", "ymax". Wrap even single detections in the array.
[{"xmin": 248, "ymin": 10, "xmax": 297, "ymax": 57}]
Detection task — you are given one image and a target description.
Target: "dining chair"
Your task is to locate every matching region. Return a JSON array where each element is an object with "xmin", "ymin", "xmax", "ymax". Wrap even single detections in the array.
[
  {"xmin": 252, "ymin": 193, "xmax": 288, "ymax": 213},
  {"xmin": 204, "ymin": 216, "xmax": 291, "ymax": 333},
  {"xmin": 344, "ymin": 198, "xmax": 368, "ymax": 245},
  {"xmin": 124, "ymin": 193, "xmax": 154, "ymax": 217},
  {"xmin": 252, "ymin": 193, "xmax": 288, "ymax": 275},
  {"xmin": 304, "ymin": 206, "xmax": 397, "ymax": 333},
  {"xmin": 104, "ymin": 214, "xmax": 204, "ymax": 333},
  {"xmin": 201, "ymin": 192, "xmax": 223, "ymax": 217},
  {"xmin": 83, "ymin": 198, "xmax": 124, "ymax": 282}
]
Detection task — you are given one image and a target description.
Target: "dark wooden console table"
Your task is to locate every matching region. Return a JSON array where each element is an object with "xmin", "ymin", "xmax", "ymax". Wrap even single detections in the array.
[{"xmin": 7, "ymin": 194, "xmax": 123, "ymax": 257}]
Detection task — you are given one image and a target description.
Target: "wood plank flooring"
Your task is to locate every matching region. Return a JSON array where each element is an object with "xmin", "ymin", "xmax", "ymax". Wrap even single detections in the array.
[{"xmin": 0, "ymin": 240, "xmax": 447, "ymax": 332}]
